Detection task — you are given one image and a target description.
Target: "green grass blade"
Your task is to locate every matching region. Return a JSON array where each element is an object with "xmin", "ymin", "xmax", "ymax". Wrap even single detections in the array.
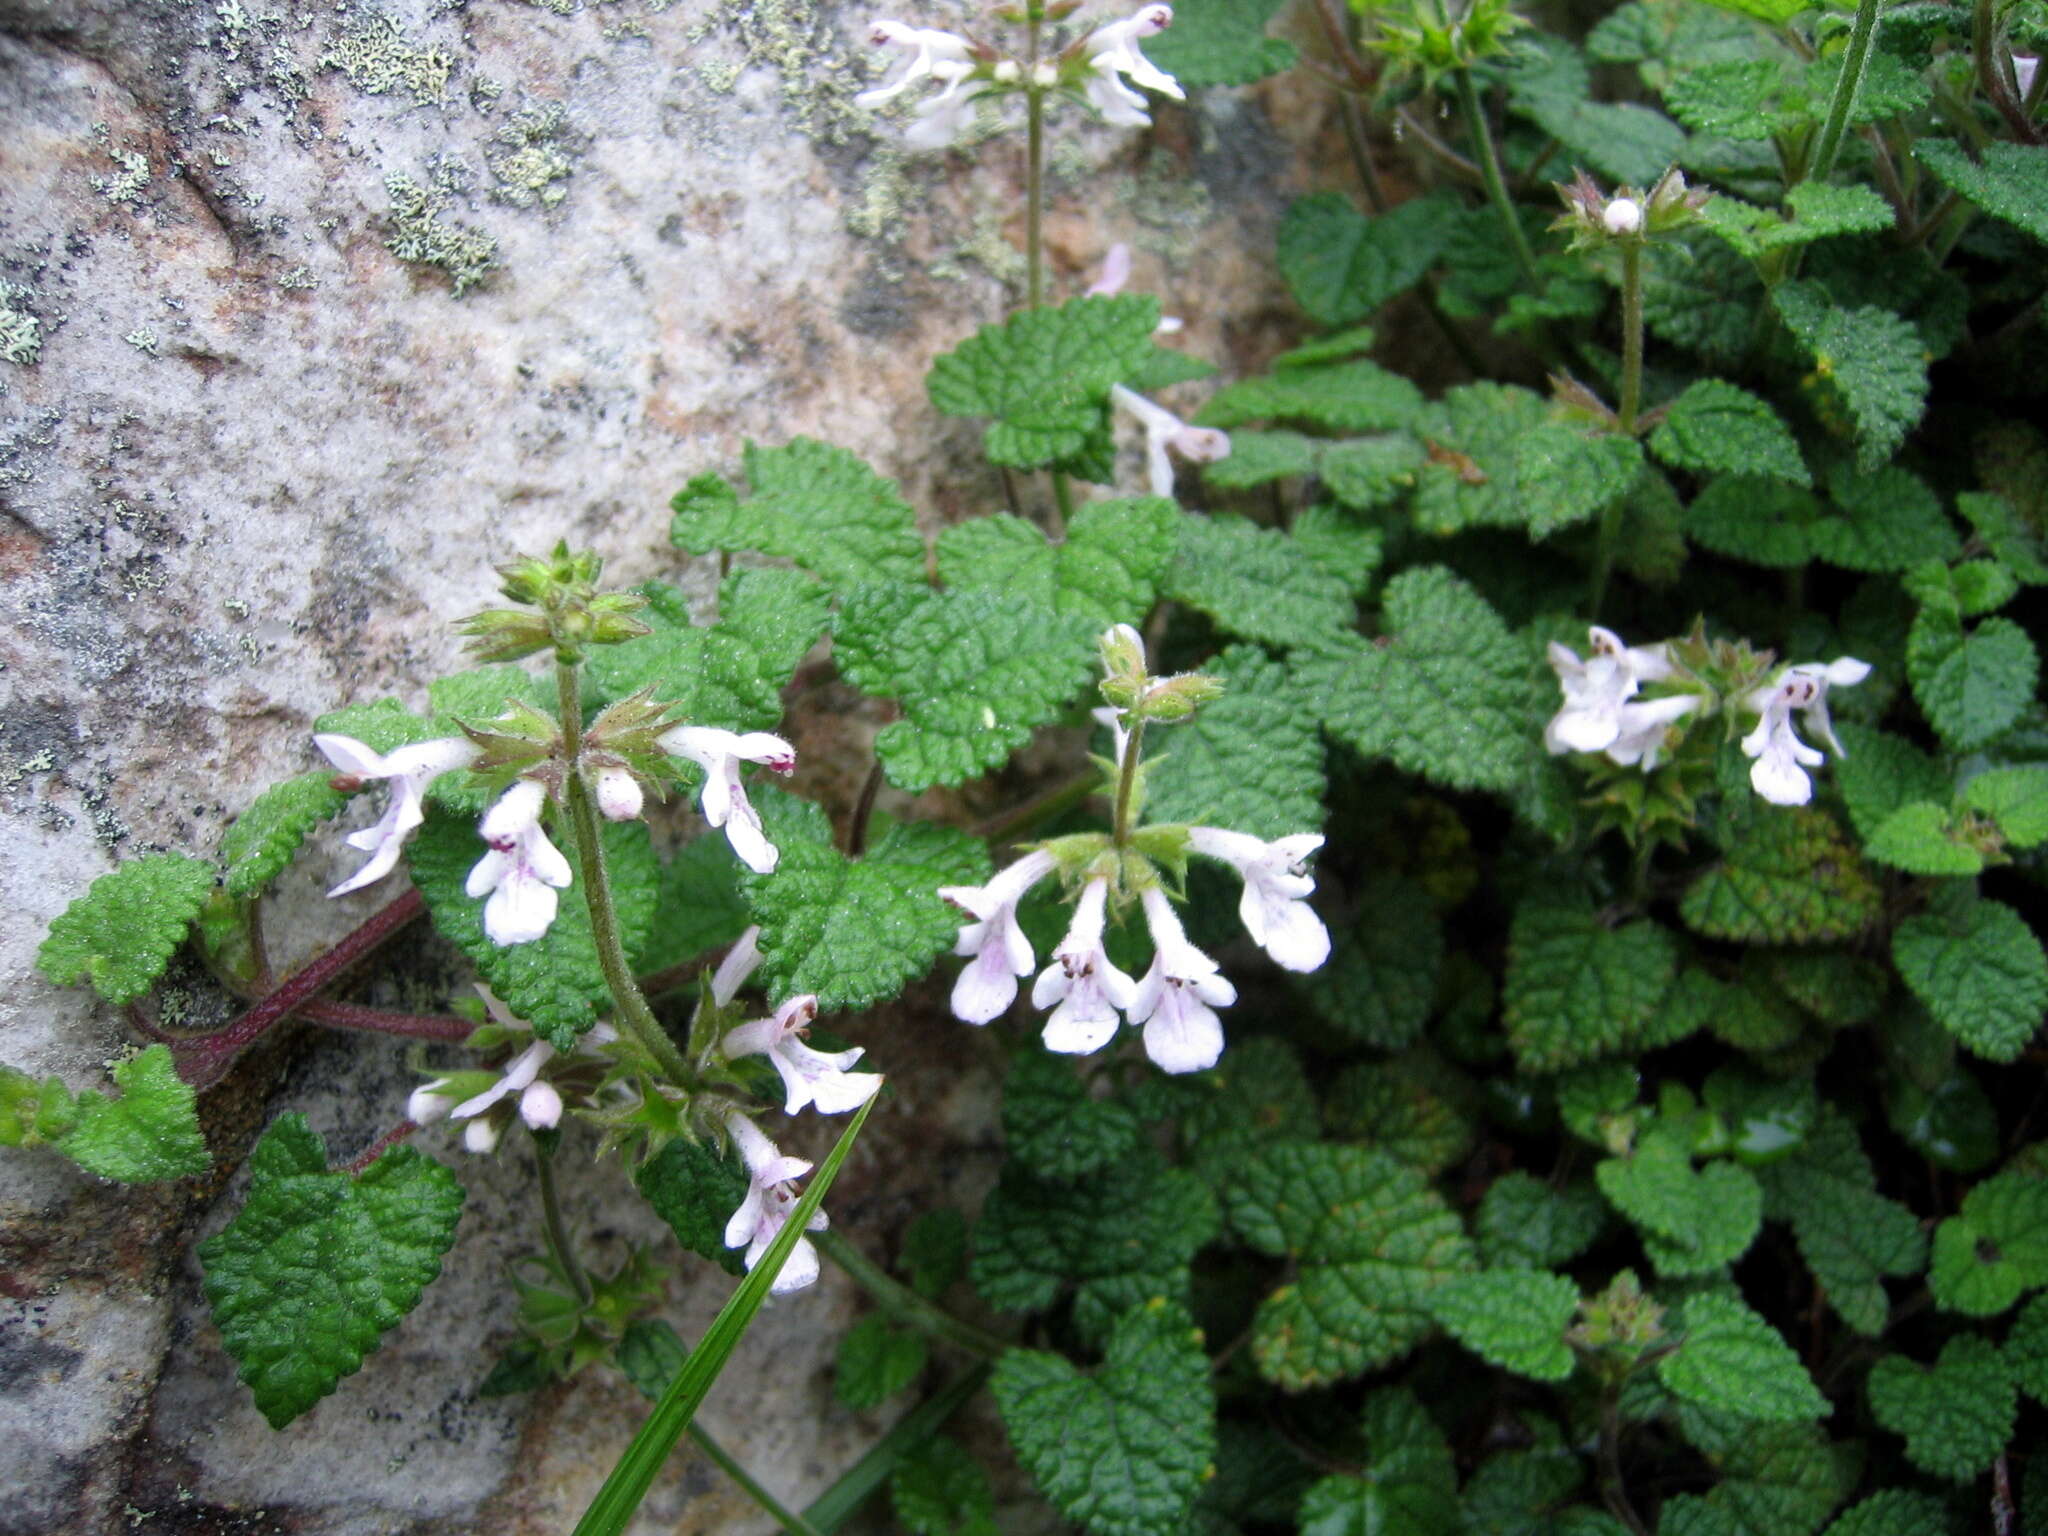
[
  {"xmin": 573, "ymin": 1096, "xmax": 878, "ymax": 1536},
  {"xmin": 802, "ymin": 1361, "xmax": 994, "ymax": 1532}
]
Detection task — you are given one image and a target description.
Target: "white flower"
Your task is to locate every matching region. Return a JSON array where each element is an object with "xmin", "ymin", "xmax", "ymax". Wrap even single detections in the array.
[
  {"xmin": 1604, "ymin": 197, "xmax": 1643, "ymax": 235},
  {"xmin": 1543, "ymin": 626, "xmax": 1674, "ymax": 756},
  {"xmin": 904, "ymin": 67, "xmax": 988, "ymax": 149},
  {"xmin": 1082, "ymin": 5, "xmax": 1182, "ymax": 128},
  {"xmin": 939, "ymin": 849, "xmax": 1058, "ymax": 1023},
  {"xmin": 1031, "ymin": 877, "xmax": 1137, "ymax": 1055},
  {"xmin": 1109, "ymin": 384, "xmax": 1230, "ymax": 499},
  {"xmin": 593, "ymin": 765, "xmax": 644, "ymax": 822},
  {"xmin": 1129, "ymin": 885, "xmax": 1234, "ymax": 1074},
  {"xmin": 2017, "ymin": 54, "xmax": 2039, "ymax": 98},
  {"xmin": 1186, "ymin": 827, "xmax": 1330, "ymax": 972},
  {"xmin": 712, "ymin": 924, "xmax": 765, "ymax": 1008},
  {"xmin": 659, "ymin": 726, "xmax": 795, "ymax": 875},
  {"xmin": 1601, "ymin": 693, "xmax": 1701, "ymax": 771},
  {"xmin": 854, "ymin": 19, "xmax": 975, "ymax": 108},
  {"xmin": 465, "ymin": 779, "xmax": 574, "ymax": 946},
  {"xmin": 417, "ymin": 987, "xmax": 618, "ymax": 1152},
  {"xmin": 724, "ymin": 994, "xmax": 884, "ymax": 1116},
  {"xmin": 313, "ymin": 733, "xmax": 479, "ymax": 897},
  {"xmin": 1740, "ymin": 658, "xmax": 1871, "ymax": 806},
  {"xmin": 724, "ymin": 1110, "xmax": 828, "ymax": 1296},
  {"xmin": 1085, "ymin": 242, "xmax": 1183, "ymax": 331}
]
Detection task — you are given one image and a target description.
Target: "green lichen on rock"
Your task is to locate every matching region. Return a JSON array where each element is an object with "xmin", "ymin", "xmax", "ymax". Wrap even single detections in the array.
[
  {"xmin": 88, "ymin": 126, "xmax": 150, "ymax": 204},
  {"xmin": 690, "ymin": 0, "xmax": 868, "ymax": 142},
  {"xmin": 320, "ymin": 14, "xmax": 455, "ymax": 101},
  {"xmin": 383, "ymin": 174, "xmax": 499, "ymax": 296},
  {"xmin": 488, "ymin": 105, "xmax": 576, "ymax": 209},
  {"xmin": 0, "ymin": 283, "xmax": 40, "ymax": 365}
]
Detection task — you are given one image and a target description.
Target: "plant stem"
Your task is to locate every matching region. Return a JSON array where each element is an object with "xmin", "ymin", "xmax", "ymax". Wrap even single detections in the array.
[
  {"xmin": 1598, "ymin": 1391, "xmax": 1649, "ymax": 1536},
  {"xmin": 1616, "ymin": 242, "xmax": 1644, "ymax": 435},
  {"xmin": 972, "ymin": 770, "xmax": 1099, "ymax": 844},
  {"xmin": 555, "ymin": 660, "xmax": 697, "ymax": 1089},
  {"xmin": 1025, "ymin": 11, "xmax": 1046, "ymax": 311},
  {"xmin": 814, "ymin": 1229, "xmax": 1009, "ymax": 1360},
  {"xmin": 801, "ymin": 1364, "xmax": 993, "ymax": 1531},
  {"xmin": 172, "ymin": 889, "xmax": 429, "ymax": 1086},
  {"xmin": 1048, "ymin": 468, "xmax": 1072, "ymax": 537},
  {"xmin": 687, "ymin": 1423, "xmax": 825, "ymax": 1536},
  {"xmin": 534, "ymin": 1135, "xmax": 594, "ymax": 1306},
  {"xmin": 1452, "ymin": 69, "xmax": 1539, "ymax": 287},
  {"xmin": 342, "ymin": 1118, "xmax": 418, "ymax": 1175},
  {"xmin": 1806, "ymin": 0, "xmax": 1882, "ymax": 184},
  {"xmin": 298, "ymin": 999, "xmax": 476, "ymax": 1041},
  {"xmin": 1110, "ymin": 717, "xmax": 1147, "ymax": 847},
  {"xmin": 846, "ymin": 759, "xmax": 885, "ymax": 859}
]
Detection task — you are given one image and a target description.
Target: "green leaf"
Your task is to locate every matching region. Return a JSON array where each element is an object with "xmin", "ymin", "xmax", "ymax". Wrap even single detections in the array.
[
  {"xmin": 199, "ymin": 1114, "xmax": 464, "ymax": 1428},
  {"xmin": 669, "ymin": 437, "xmax": 925, "ymax": 587},
  {"xmin": 1427, "ymin": 1270, "xmax": 1579, "ymax": 1382},
  {"xmin": 1866, "ymin": 1333, "xmax": 2015, "ymax": 1481},
  {"xmin": 1409, "ymin": 383, "xmax": 1549, "ymax": 536},
  {"xmin": 1684, "ymin": 478, "xmax": 1822, "ymax": 568},
  {"xmin": 1831, "ymin": 723, "xmax": 1949, "ymax": 841},
  {"xmin": 1297, "ymin": 1388, "xmax": 1459, "ymax": 1536},
  {"xmin": 2005, "ymin": 1291, "xmax": 2048, "ymax": 1405},
  {"xmin": 1964, "ymin": 766, "xmax": 2048, "ymax": 846},
  {"xmin": 581, "ymin": 584, "xmax": 786, "ymax": 730},
  {"xmin": 1659, "ymin": 1293, "xmax": 1827, "ymax": 1421},
  {"xmin": 1649, "ymin": 380, "xmax": 1809, "ymax": 486},
  {"xmin": 1195, "ymin": 358, "xmax": 1425, "ymax": 434},
  {"xmin": 742, "ymin": 804, "xmax": 991, "ymax": 1012},
  {"xmin": 1200, "ymin": 429, "xmax": 1318, "ymax": 489},
  {"xmin": 1820, "ymin": 1491, "xmax": 1954, "ymax": 1536},
  {"xmin": 1503, "ymin": 896, "xmax": 1679, "ymax": 1073},
  {"xmin": 1320, "ymin": 434, "xmax": 1427, "ymax": 510},
  {"xmin": 37, "ymin": 852, "xmax": 216, "ymax": 1005},
  {"xmin": 1303, "ymin": 567, "xmax": 1531, "ymax": 794},
  {"xmin": 634, "ymin": 1132, "xmax": 749, "ymax": 1276},
  {"xmin": 892, "ymin": 1436, "xmax": 998, "ymax": 1536},
  {"xmin": 1150, "ymin": 1037, "xmax": 1319, "ymax": 1192},
  {"xmin": 1227, "ymin": 1142, "xmax": 1475, "ymax": 1389},
  {"xmin": 1930, "ymin": 1168, "xmax": 2048, "ymax": 1316},
  {"xmin": 1597, "ymin": 1127, "xmax": 1764, "ymax": 1277},
  {"xmin": 833, "ymin": 583, "xmax": 1096, "ymax": 790},
  {"xmin": 715, "ymin": 565, "xmax": 833, "ymax": 679},
  {"xmin": 836, "ymin": 1313, "xmax": 929, "ymax": 1411},
  {"xmin": 936, "ymin": 497, "xmax": 1180, "ymax": 627},
  {"xmin": 1892, "ymin": 889, "xmax": 2048, "ymax": 1062},
  {"xmin": 1807, "ymin": 464, "xmax": 1957, "ymax": 573},
  {"xmin": 222, "ymin": 772, "xmax": 348, "ymax": 898},
  {"xmin": 1680, "ymin": 809, "xmax": 1881, "ymax": 946},
  {"xmin": 1665, "ymin": 58, "xmax": 1797, "ymax": 139},
  {"xmin": 1914, "ymin": 140, "xmax": 2048, "ymax": 246},
  {"xmin": 1864, "ymin": 802, "xmax": 1983, "ymax": 877},
  {"xmin": 1756, "ymin": 1106, "xmax": 1927, "ymax": 1335},
  {"xmin": 1324, "ymin": 1053, "xmax": 1475, "ymax": 1175},
  {"xmin": 1907, "ymin": 608, "xmax": 2038, "ymax": 752},
  {"xmin": 1159, "ymin": 513, "xmax": 1356, "ymax": 652},
  {"xmin": 1957, "ymin": 491, "xmax": 2048, "ymax": 585},
  {"xmin": 992, "ymin": 1300, "xmax": 1215, "ymax": 1536},
  {"xmin": 1773, "ymin": 286, "xmax": 1928, "ymax": 469},
  {"xmin": 1292, "ymin": 503, "xmax": 1386, "ymax": 595},
  {"xmin": 1505, "ymin": 37, "xmax": 1688, "ymax": 186},
  {"xmin": 576, "ymin": 1098, "xmax": 874, "ymax": 1536},
  {"xmin": 409, "ymin": 811, "xmax": 658, "ymax": 1049},
  {"xmin": 0, "ymin": 1065, "xmax": 77, "ymax": 1149},
  {"xmin": 902, "ymin": 1207, "xmax": 969, "ymax": 1299},
  {"xmin": 972, "ymin": 1152, "xmax": 1219, "ymax": 1326},
  {"xmin": 638, "ymin": 833, "xmax": 750, "ymax": 979},
  {"xmin": 1002, "ymin": 1049, "xmax": 1145, "ymax": 1182},
  {"xmin": 927, "ymin": 295, "xmax": 1161, "ymax": 470},
  {"xmin": 55, "ymin": 1045, "xmax": 209, "ymax": 1182},
  {"xmin": 1277, "ymin": 192, "xmax": 1461, "ymax": 327},
  {"xmin": 1517, "ymin": 425, "xmax": 1646, "ymax": 540},
  {"xmin": 1476, "ymin": 1173, "xmax": 1607, "ymax": 1271},
  {"xmin": 1144, "ymin": 0, "xmax": 1298, "ymax": 85},
  {"xmin": 1700, "ymin": 184, "xmax": 1895, "ymax": 261},
  {"xmin": 1295, "ymin": 875, "xmax": 1443, "ymax": 1050},
  {"xmin": 1142, "ymin": 645, "xmax": 1326, "ymax": 840}
]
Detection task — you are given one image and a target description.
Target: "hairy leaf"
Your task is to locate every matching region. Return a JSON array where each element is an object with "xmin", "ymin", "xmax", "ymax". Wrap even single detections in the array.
[
  {"xmin": 37, "ymin": 852, "xmax": 216, "ymax": 1006},
  {"xmin": 1892, "ymin": 889, "xmax": 2048, "ymax": 1062},
  {"xmin": 670, "ymin": 438, "xmax": 924, "ymax": 587}
]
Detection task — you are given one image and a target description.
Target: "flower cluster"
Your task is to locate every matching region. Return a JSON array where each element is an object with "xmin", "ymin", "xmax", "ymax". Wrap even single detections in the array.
[
  {"xmin": 1543, "ymin": 625, "xmax": 1871, "ymax": 807},
  {"xmin": 409, "ymin": 986, "xmax": 619, "ymax": 1154},
  {"xmin": 708, "ymin": 926, "xmax": 883, "ymax": 1294},
  {"xmin": 854, "ymin": 5, "xmax": 1185, "ymax": 150},
  {"xmin": 941, "ymin": 627, "xmax": 1329, "ymax": 1075},
  {"xmin": 314, "ymin": 722, "xmax": 795, "ymax": 945}
]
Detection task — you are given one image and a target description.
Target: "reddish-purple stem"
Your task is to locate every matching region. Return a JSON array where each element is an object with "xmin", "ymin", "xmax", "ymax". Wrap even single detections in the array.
[
  {"xmin": 173, "ymin": 890, "xmax": 428, "ymax": 1087},
  {"xmin": 299, "ymin": 999, "xmax": 475, "ymax": 1041},
  {"xmin": 342, "ymin": 1119, "xmax": 419, "ymax": 1175}
]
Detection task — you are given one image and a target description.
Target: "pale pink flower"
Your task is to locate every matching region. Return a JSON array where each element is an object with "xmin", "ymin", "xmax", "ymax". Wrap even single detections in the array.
[
  {"xmin": 1082, "ymin": 5, "xmax": 1182, "ymax": 127},
  {"xmin": 939, "ymin": 849, "xmax": 1058, "ymax": 1023},
  {"xmin": 1740, "ymin": 658, "xmax": 1871, "ymax": 806},
  {"xmin": 1543, "ymin": 626, "xmax": 1674, "ymax": 756},
  {"xmin": 466, "ymin": 779, "xmax": 573, "ymax": 946},
  {"xmin": 1129, "ymin": 885, "xmax": 1234, "ymax": 1074},
  {"xmin": 1185, "ymin": 827, "xmax": 1330, "ymax": 972},
  {"xmin": 1031, "ymin": 877, "xmax": 1138, "ymax": 1055},
  {"xmin": 724, "ymin": 1110, "xmax": 827, "ymax": 1295},
  {"xmin": 1109, "ymin": 384, "xmax": 1229, "ymax": 499},
  {"xmin": 723, "ymin": 994, "xmax": 883, "ymax": 1116},
  {"xmin": 659, "ymin": 726, "xmax": 795, "ymax": 875},
  {"xmin": 313, "ymin": 733, "xmax": 479, "ymax": 896}
]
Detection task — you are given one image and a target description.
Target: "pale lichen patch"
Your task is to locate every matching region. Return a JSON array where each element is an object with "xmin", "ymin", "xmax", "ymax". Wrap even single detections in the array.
[
  {"xmin": 88, "ymin": 126, "xmax": 152, "ymax": 205},
  {"xmin": 487, "ymin": 105, "xmax": 577, "ymax": 209},
  {"xmin": 1, "ymin": 283, "xmax": 40, "ymax": 366},
  {"xmin": 124, "ymin": 328, "xmax": 161, "ymax": 358},
  {"xmin": 383, "ymin": 173, "xmax": 499, "ymax": 295},
  {"xmin": 320, "ymin": 14, "xmax": 456, "ymax": 102}
]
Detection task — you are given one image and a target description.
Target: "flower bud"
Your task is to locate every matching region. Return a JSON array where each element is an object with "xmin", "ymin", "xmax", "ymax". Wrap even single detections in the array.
[
  {"xmin": 593, "ymin": 764, "xmax": 644, "ymax": 822},
  {"xmin": 1603, "ymin": 197, "xmax": 1643, "ymax": 235}
]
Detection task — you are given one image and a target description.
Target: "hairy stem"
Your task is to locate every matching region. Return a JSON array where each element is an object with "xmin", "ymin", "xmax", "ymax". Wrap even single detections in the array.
[
  {"xmin": 846, "ymin": 759, "xmax": 885, "ymax": 859},
  {"xmin": 1975, "ymin": 0, "xmax": 2040, "ymax": 141},
  {"xmin": 342, "ymin": 1119, "xmax": 419, "ymax": 1175},
  {"xmin": 556, "ymin": 660, "xmax": 697, "ymax": 1089},
  {"xmin": 1452, "ymin": 69, "xmax": 1539, "ymax": 287},
  {"xmin": 298, "ymin": 999, "xmax": 477, "ymax": 1041},
  {"xmin": 1807, "ymin": 0, "xmax": 1882, "ymax": 183},
  {"xmin": 173, "ymin": 890, "xmax": 429, "ymax": 1086},
  {"xmin": 814, "ymin": 1229, "xmax": 1009, "ymax": 1360},
  {"xmin": 1598, "ymin": 1393, "xmax": 1649, "ymax": 1536},
  {"xmin": 1617, "ymin": 242, "xmax": 1644, "ymax": 434},
  {"xmin": 1111, "ymin": 717, "xmax": 1147, "ymax": 847},
  {"xmin": 1025, "ymin": 11, "xmax": 1046, "ymax": 311},
  {"xmin": 535, "ymin": 1135, "xmax": 594, "ymax": 1306}
]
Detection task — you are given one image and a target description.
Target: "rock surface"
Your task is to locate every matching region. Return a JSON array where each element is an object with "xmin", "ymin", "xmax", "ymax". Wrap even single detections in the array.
[{"xmin": 0, "ymin": 0, "xmax": 1309, "ymax": 1529}]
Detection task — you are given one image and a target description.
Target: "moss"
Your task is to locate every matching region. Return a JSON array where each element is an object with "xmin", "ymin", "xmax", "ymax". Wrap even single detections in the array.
[
  {"xmin": 383, "ymin": 174, "xmax": 499, "ymax": 295},
  {"xmin": 320, "ymin": 14, "xmax": 456, "ymax": 101},
  {"xmin": 0, "ymin": 283, "xmax": 40, "ymax": 366},
  {"xmin": 488, "ymin": 105, "xmax": 576, "ymax": 209}
]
